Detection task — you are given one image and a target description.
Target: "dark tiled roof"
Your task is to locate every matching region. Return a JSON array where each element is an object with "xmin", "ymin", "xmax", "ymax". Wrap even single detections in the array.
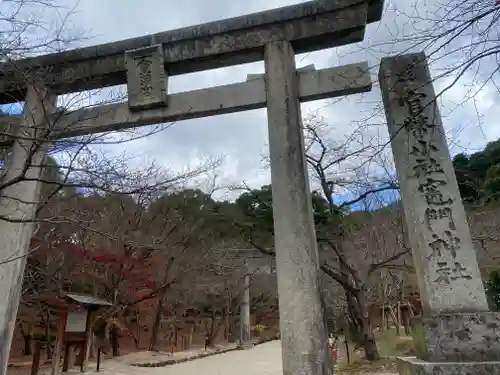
[{"xmin": 64, "ymin": 293, "xmax": 112, "ymax": 307}]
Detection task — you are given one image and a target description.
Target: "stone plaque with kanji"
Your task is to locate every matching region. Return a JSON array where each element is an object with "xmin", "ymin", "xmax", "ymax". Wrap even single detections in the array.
[{"xmin": 125, "ymin": 44, "xmax": 168, "ymax": 111}]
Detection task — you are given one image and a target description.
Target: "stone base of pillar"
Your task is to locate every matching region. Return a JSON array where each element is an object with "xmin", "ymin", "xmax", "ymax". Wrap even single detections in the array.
[
  {"xmin": 411, "ymin": 312, "xmax": 500, "ymax": 362},
  {"xmin": 397, "ymin": 357, "xmax": 500, "ymax": 375}
]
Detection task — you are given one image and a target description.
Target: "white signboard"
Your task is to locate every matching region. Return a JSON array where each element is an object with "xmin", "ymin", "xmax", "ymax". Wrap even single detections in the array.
[{"xmin": 65, "ymin": 311, "xmax": 88, "ymax": 333}]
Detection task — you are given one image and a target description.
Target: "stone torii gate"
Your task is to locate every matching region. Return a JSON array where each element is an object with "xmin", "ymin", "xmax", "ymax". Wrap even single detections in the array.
[
  {"xmin": 0, "ymin": 1, "xmax": 384, "ymax": 374},
  {"xmin": 2, "ymin": 1, "xmax": 499, "ymax": 374}
]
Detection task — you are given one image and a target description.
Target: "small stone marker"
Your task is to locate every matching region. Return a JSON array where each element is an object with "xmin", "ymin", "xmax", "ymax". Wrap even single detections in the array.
[
  {"xmin": 380, "ymin": 52, "xmax": 500, "ymax": 375},
  {"xmin": 125, "ymin": 44, "xmax": 168, "ymax": 111}
]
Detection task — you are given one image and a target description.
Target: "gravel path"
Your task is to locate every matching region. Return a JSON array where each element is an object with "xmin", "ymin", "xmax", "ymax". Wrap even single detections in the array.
[
  {"xmin": 100, "ymin": 341, "xmax": 395, "ymax": 375},
  {"xmin": 23, "ymin": 341, "xmax": 395, "ymax": 375},
  {"xmin": 158, "ymin": 341, "xmax": 283, "ymax": 375},
  {"xmin": 83, "ymin": 341, "xmax": 282, "ymax": 375}
]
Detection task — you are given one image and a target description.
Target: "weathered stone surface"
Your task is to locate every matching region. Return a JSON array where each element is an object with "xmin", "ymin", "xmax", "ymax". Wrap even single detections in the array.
[
  {"xmin": 397, "ymin": 357, "xmax": 500, "ymax": 375},
  {"xmin": 0, "ymin": 0, "xmax": 383, "ymax": 103},
  {"xmin": 42, "ymin": 62, "xmax": 372, "ymax": 138},
  {"xmin": 0, "ymin": 62, "xmax": 374, "ymax": 139},
  {"xmin": 265, "ymin": 40, "xmax": 332, "ymax": 375},
  {"xmin": 0, "ymin": 85, "xmax": 56, "ymax": 375},
  {"xmin": 379, "ymin": 52, "xmax": 489, "ymax": 315},
  {"xmin": 125, "ymin": 45, "xmax": 168, "ymax": 111},
  {"xmin": 412, "ymin": 312, "xmax": 500, "ymax": 362},
  {"xmin": 247, "ymin": 64, "xmax": 316, "ymax": 81}
]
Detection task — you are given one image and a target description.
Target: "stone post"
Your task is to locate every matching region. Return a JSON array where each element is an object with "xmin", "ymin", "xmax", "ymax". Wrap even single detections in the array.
[
  {"xmin": 265, "ymin": 40, "xmax": 332, "ymax": 375},
  {"xmin": 240, "ymin": 267, "xmax": 251, "ymax": 348},
  {"xmin": 0, "ymin": 85, "xmax": 56, "ymax": 375},
  {"xmin": 379, "ymin": 52, "xmax": 500, "ymax": 374}
]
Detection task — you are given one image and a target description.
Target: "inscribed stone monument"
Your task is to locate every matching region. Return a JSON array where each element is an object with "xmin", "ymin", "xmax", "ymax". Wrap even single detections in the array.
[
  {"xmin": 379, "ymin": 52, "xmax": 488, "ymax": 315},
  {"xmin": 379, "ymin": 52, "xmax": 500, "ymax": 375}
]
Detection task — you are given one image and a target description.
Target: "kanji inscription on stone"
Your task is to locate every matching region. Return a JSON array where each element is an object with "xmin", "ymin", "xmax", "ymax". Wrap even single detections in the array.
[
  {"xmin": 425, "ymin": 207, "xmax": 455, "ymax": 230},
  {"xmin": 418, "ymin": 178, "xmax": 453, "ymax": 206},
  {"xmin": 379, "ymin": 53, "xmax": 489, "ymax": 313},
  {"xmin": 434, "ymin": 261, "xmax": 473, "ymax": 284},
  {"xmin": 125, "ymin": 44, "xmax": 168, "ymax": 111},
  {"xmin": 428, "ymin": 231, "xmax": 460, "ymax": 259}
]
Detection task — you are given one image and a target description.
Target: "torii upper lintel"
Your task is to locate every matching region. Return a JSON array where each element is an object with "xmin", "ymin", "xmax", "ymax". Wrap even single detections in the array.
[{"xmin": 0, "ymin": 0, "xmax": 383, "ymax": 103}]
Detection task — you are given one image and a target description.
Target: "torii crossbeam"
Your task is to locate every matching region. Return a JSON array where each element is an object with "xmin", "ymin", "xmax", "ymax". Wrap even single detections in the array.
[{"xmin": 0, "ymin": 1, "xmax": 384, "ymax": 375}]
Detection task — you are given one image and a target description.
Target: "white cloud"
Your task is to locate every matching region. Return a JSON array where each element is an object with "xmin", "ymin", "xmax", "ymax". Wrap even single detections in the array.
[{"xmin": 41, "ymin": 0, "xmax": 500, "ymax": 196}]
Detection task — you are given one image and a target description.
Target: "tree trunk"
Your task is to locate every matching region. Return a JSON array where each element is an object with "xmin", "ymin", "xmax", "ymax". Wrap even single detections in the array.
[
  {"xmin": 132, "ymin": 335, "xmax": 140, "ymax": 350},
  {"xmin": 205, "ymin": 308, "xmax": 222, "ymax": 348},
  {"xmin": 341, "ymin": 254, "xmax": 362, "ymax": 345},
  {"xmin": 90, "ymin": 332, "xmax": 96, "ymax": 359},
  {"xmin": 396, "ymin": 303, "xmax": 401, "ymax": 336},
  {"xmin": 346, "ymin": 287, "xmax": 380, "ymax": 361},
  {"xmin": 149, "ymin": 296, "xmax": 166, "ymax": 351},
  {"xmin": 224, "ymin": 310, "xmax": 230, "ymax": 340},
  {"xmin": 344, "ymin": 337, "xmax": 351, "ymax": 364},
  {"xmin": 361, "ymin": 319, "xmax": 380, "ymax": 361},
  {"xmin": 403, "ymin": 309, "xmax": 411, "ymax": 336},
  {"xmin": 149, "ymin": 258, "xmax": 174, "ymax": 351},
  {"xmin": 356, "ymin": 291, "xmax": 380, "ymax": 361},
  {"xmin": 23, "ymin": 334, "xmax": 33, "ymax": 356},
  {"xmin": 207, "ymin": 312, "xmax": 217, "ymax": 347},
  {"xmin": 45, "ymin": 311, "xmax": 52, "ymax": 360},
  {"xmin": 110, "ymin": 327, "xmax": 120, "ymax": 357},
  {"xmin": 134, "ymin": 309, "xmax": 141, "ymax": 349},
  {"xmin": 19, "ymin": 321, "xmax": 34, "ymax": 356},
  {"xmin": 398, "ymin": 282, "xmax": 405, "ymax": 335},
  {"xmin": 343, "ymin": 289, "xmax": 380, "ymax": 362},
  {"xmin": 321, "ymin": 228, "xmax": 380, "ymax": 361},
  {"xmin": 346, "ymin": 294, "xmax": 363, "ymax": 346},
  {"xmin": 381, "ymin": 304, "xmax": 386, "ymax": 332}
]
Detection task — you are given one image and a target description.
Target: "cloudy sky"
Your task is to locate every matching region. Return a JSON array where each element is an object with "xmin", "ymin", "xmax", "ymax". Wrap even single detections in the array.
[{"xmin": 15, "ymin": 0, "xmax": 500, "ymax": 200}]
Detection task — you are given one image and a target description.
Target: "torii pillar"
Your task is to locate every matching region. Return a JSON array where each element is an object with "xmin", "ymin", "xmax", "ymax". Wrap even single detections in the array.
[{"xmin": 265, "ymin": 40, "xmax": 331, "ymax": 375}]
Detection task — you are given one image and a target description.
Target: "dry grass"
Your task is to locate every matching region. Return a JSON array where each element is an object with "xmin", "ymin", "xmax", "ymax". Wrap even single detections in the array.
[
  {"xmin": 338, "ymin": 328, "xmax": 415, "ymax": 374},
  {"xmin": 338, "ymin": 357, "xmax": 398, "ymax": 374}
]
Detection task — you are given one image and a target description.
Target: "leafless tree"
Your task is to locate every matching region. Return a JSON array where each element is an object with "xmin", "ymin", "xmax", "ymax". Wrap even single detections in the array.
[
  {"xmin": 376, "ymin": 0, "xmax": 500, "ymax": 106},
  {"xmin": 250, "ymin": 114, "xmax": 408, "ymax": 359},
  {"xmin": 302, "ymin": 114, "xmax": 409, "ymax": 360}
]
